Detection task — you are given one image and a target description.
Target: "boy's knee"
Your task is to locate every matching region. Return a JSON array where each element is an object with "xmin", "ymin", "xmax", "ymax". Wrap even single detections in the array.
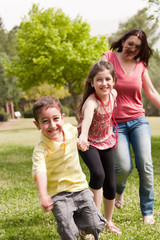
[{"xmin": 58, "ymin": 224, "xmax": 79, "ymax": 240}]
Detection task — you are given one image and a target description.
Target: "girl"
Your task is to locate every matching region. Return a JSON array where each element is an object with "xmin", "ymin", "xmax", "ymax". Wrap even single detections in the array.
[{"xmin": 77, "ymin": 61, "xmax": 121, "ymax": 234}]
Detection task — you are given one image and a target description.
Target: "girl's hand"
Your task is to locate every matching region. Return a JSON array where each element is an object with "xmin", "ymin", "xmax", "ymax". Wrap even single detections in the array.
[
  {"xmin": 77, "ymin": 137, "xmax": 90, "ymax": 152},
  {"xmin": 77, "ymin": 95, "xmax": 96, "ymax": 152},
  {"xmin": 40, "ymin": 195, "xmax": 53, "ymax": 212}
]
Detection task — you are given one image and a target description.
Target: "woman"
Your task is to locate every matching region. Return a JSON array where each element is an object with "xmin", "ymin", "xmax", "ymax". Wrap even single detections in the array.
[{"xmin": 101, "ymin": 29, "xmax": 160, "ymax": 224}]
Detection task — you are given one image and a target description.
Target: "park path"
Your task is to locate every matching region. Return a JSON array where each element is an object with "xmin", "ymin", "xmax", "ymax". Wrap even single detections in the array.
[
  {"xmin": 0, "ymin": 117, "xmax": 159, "ymax": 135},
  {"xmin": 0, "ymin": 119, "xmax": 19, "ymax": 130},
  {"xmin": 0, "ymin": 117, "xmax": 78, "ymax": 131}
]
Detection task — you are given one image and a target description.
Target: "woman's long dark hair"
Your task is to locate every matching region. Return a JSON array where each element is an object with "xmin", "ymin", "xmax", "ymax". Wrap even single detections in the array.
[
  {"xmin": 110, "ymin": 29, "xmax": 152, "ymax": 66},
  {"xmin": 78, "ymin": 61, "xmax": 117, "ymax": 115}
]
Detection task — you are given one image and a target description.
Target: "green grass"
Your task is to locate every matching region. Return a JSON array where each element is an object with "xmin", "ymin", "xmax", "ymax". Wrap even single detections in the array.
[{"xmin": 0, "ymin": 118, "xmax": 160, "ymax": 239}]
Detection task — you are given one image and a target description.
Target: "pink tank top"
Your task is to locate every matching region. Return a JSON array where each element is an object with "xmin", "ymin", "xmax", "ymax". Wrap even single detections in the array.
[
  {"xmin": 78, "ymin": 92, "xmax": 117, "ymax": 150},
  {"xmin": 104, "ymin": 51, "xmax": 146, "ymax": 123}
]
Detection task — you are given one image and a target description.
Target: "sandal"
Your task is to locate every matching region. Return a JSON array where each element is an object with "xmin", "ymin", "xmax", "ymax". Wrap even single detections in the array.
[
  {"xmin": 143, "ymin": 215, "xmax": 155, "ymax": 225},
  {"xmin": 115, "ymin": 200, "xmax": 124, "ymax": 209},
  {"xmin": 106, "ymin": 222, "xmax": 122, "ymax": 234}
]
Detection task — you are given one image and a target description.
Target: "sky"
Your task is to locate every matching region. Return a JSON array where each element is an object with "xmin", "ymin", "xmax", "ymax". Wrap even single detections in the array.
[{"xmin": 0, "ymin": 0, "xmax": 160, "ymax": 49}]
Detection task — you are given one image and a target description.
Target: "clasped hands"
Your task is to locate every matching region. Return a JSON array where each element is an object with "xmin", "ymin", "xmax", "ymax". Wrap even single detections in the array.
[{"xmin": 77, "ymin": 137, "xmax": 90, "ymax": 152}]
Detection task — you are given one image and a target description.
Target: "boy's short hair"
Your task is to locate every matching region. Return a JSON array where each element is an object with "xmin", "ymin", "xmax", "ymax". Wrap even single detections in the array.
[{"xmin": 33, "ymin": 96, "xmax": 63, "ymax": 122}]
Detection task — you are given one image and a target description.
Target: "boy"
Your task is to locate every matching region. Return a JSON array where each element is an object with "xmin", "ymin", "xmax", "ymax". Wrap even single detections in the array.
[{"xmin": 32, "ymin": 96, "xmax": 106, "ymax": 240}]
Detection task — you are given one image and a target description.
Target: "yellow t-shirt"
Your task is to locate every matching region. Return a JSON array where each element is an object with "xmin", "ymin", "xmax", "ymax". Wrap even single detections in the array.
[{"xmin": 32, "ymin": 123, "xmax": 88, "ymax": 197}]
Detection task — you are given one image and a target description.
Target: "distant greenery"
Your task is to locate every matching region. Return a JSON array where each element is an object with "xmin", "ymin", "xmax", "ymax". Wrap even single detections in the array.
[
  {"xmin": 0, "ymin": 111, "xmax": 9, "ymax": 121},
  {"xmin": 146, "ymin": 0, "xmax": 160, "ymax": 21},
  {"xmin": 108, "ymin": 7, "xmax": 160, "ymax": 116},
  {"xmin": 23, "ymin": 109, "xmax": 34, "ymax": 118},
  {"xmin": 0, "ymin": 5, "xmax": 160, "ymax": 117},
  {"xmin": 4, "ymin": 4, "xmax": 109, "ymax": 117},
  {"xmin": 0, "ymin": 118, "xmax": 160, "ymax": 239}
]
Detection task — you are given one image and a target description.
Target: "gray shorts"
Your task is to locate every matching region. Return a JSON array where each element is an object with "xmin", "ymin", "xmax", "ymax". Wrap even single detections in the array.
[{"xmin": 51, "ymin": 189, "xmax": 106, "ymax": 240}]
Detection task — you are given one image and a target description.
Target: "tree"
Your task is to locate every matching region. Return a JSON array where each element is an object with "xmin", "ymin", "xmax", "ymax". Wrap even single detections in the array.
[
  {"xmin": 0, "ymin": 17, "xmax": 23, "ymax": 116},
  {"xmin": 5, "ymin": 26, "xmax": 19, "ymax": 57},
  {"xmin": 108, "ymin": 8, "xmax": 160, "ymax": 48},
  {"xmin": 19, "ymin": 83, "xmax": 70, "ymax": 112},
  {"xmin": 0, "ymin": 53, "xmax": 24, "ymax": 112},
  {"xmin": 0, "ymin": 17, "xmax": 8, "ymax": 53},
  {"xmin": 146, "ymin": 0, "xmax": 160, "ymax": 21},
  {"xmin": 0, "ymin": 17, "xmax": 18, "ymax": 56},
  {"xmin": 108, "ymin": 7, "xmax": 160, "ymax": 116},
  {"xmin": 5, "ymin": 4, "xmax": 109, "ymax": 117},
  {"xmin": 142, "ymin": 50, "xmax": 160, "ymax": 116}
]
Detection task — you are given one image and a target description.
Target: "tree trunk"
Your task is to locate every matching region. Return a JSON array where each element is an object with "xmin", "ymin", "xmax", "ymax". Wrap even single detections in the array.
[
  {"xmin": 10, "ymin": 101, "xmax": 15, "ymax": 119},
  {"xmin": 6, "ymin": 101, "xmax": 10, "ymax": 114},
  {"xmin": 71, "ymin": 94, "xmax": 82, "ymax": 121}
]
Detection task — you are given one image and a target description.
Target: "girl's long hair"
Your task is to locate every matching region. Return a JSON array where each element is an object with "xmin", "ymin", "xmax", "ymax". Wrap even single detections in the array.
[
  {"xmin": 110, "ymin": 29, "xmax": 152, "ymax": 66},
  {"xmin": 78, "ymin": 61, "xmax": 117, "ymax": 115}
]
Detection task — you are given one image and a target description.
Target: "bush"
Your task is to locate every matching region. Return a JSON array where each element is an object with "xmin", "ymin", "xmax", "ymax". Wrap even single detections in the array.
[
  {"xmin": 23, "ymin": 109, "xmax": 33, "ymax": 118},
  {"xmin": 62, "ymin": 105, "xmax": 71, "ymax": 117},
  {"xmin": 0, "ymin": 113, "xmax": 9, "ymax": 122}
]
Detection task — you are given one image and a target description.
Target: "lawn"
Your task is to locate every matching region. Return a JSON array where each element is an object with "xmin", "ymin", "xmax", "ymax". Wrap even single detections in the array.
[{"xmin": 0, "ymin": 117, "xmax": 160, "ymax": 239}]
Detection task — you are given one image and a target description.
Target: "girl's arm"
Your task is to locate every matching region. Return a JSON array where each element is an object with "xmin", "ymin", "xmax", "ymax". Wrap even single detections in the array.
[
  {"xmin": 111, "ymin": 89, "xmax": 117, "ymax": 98},
  {"xmin": 110, "ymin": 89, "xmax": 117, "ymax": 110},
  {"xmin": 78, "ymin": 96, "xmax": 97, "ymax": 151},
  {"xmin": 142, "ymin": 69, "xmax": 160, "ymax": 110},
  {"xmin": 36, "ymin": 172, "xmax": 53, "ymax": 211}
]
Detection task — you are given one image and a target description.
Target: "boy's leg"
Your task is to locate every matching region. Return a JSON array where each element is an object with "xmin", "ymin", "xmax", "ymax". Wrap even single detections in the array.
[
  {"xmin": 74, "ymin": 189, "xmax": 106, "ymax": 240},
  {"xmin": 51, "ymin": 192, "xmax": 79, "ymax": 240},
  {"xmin": 79, "ymin": 230, "xmax": 95, "ymax": 240}
]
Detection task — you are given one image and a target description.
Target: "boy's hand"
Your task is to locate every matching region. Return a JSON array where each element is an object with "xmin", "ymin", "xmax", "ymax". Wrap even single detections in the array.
[
  {"xmin": 40, "ymin": 195, "xmax": 53, "ymax": 212},
  {"xmin": 77, "ymin": 137, "xmax": 89, "ymax": 152}
]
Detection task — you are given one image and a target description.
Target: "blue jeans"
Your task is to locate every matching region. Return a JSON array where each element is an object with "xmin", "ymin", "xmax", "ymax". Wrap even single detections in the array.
[{"xmin": 113, "ymin": 116, "xmax": 154, "ymax": 216}]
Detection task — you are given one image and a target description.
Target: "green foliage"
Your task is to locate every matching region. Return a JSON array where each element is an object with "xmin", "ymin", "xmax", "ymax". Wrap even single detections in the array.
[
  {"xmin": 4, "ymin": 4, "xmax": 109, "ymax": 115},
  {"xmin": 23, "ymin": 109, "xmax": 34, "ymax": 118},
  {"xmin": 143, "ymin": 55, "xmax": 160, "ymax": 116},
  {"xmin": 0, "ymin": 112, "xmax": 9, "ymax": 121},
  {"xmin": 108, "ymin": 7, "xmax": 160, "ymax": 116},
  {"xmin": 62, "ymin": 105, "xmax": 71, "ymax": 117},
  {"xmin": 108, "ymin": 8, "xmax": 160, "ymax": 48},
  {"xmin": 5, "ymin": 26, "xmax": 19, "ymax": 57},
  {"xmin": 0, "ymin": 21, "xmax": 24, "ymax": 110},
  {"xmin": 0, "ymin": 53, "xmax": 24, "ymax": 103},
  {"xmin": 146, "ymin": 0, "xmax": 160, "ymax": 21},
  {"xmin": 0, "ymin": 17, "xmax": 18, "ymax": 56},
  {"xmin": 24, "ymin": 83, "xmax": 70, "ymax": 102}
]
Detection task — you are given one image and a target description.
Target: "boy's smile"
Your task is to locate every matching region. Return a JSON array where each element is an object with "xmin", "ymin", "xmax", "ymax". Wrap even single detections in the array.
[{"xmin": 34, "ymin": 107, "xmax": 65, "ymax": 142}]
